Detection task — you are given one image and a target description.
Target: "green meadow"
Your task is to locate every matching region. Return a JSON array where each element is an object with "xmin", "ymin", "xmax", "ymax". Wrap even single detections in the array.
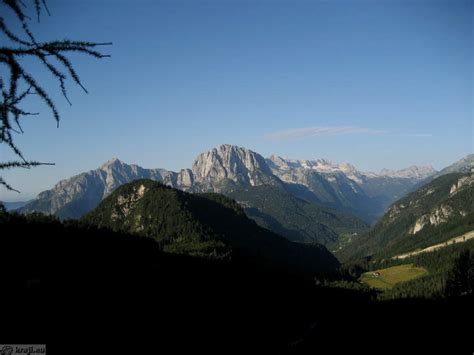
[{"xmin": 360, "ymin": 264, "xmax": 428, "ymax": 290}]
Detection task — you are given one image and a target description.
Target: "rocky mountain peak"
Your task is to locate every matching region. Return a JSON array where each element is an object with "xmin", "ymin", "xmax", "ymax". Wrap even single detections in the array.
[
  {"xmin": 192, "ymin": 144, "xmax": 274, "ymax": 187},
  {"xmin": 100, "ymin": 157, "xmax": 124, "ymax": 170}
]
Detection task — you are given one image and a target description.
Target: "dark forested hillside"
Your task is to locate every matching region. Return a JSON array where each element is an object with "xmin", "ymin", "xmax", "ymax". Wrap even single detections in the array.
[
  {"xmin": 1, "ymin": 211, "xmax": 471, "ymax": 354},
  {"xmin": 81, "ymin": 179, "xmax": 339, "ymax": 275},
  {"xmin": 0, "ymin": 211, "xmax": 321, "ymax": 353}
]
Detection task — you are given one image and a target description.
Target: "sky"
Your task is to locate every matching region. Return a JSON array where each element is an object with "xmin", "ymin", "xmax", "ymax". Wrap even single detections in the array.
[{"xmin": 0, "ymin": 0, "xmax": 472, "ymax": 201}]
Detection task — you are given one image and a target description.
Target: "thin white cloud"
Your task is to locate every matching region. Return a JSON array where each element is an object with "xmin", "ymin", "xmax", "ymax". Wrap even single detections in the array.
[
  {"xmin": 263, "ymin": 126, "xmax": 388, "ymax": 142},
  {"xmin": 396, "ymin": 133, "xmax": 433, "ymax": 138}
]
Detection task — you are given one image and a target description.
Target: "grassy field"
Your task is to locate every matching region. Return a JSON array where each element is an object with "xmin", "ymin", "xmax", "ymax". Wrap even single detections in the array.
[{"xmin": 360, "ymin": 264, "xmax": 428, "ymax": 290}]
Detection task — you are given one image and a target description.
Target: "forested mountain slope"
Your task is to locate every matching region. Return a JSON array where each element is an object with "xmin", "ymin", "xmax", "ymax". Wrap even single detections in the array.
[
  {"xmin": 81, "ymin": 179, "xmax": 339, "ymax": 274},
  {"xmin": 338, "ymin": 170, "xmax": 474, "ymax": 261}
]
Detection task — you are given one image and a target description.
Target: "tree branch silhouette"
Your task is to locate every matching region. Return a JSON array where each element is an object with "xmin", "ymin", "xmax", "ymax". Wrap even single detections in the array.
[{"xmin": 0, "ymin": 0, "xmax": 111, "ymax": 192}]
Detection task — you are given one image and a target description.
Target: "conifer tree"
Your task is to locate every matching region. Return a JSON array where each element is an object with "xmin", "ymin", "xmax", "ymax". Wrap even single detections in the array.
[
  {"xmin": 0, "ymin": 0, "xmax": 110, "ymax": 191},
  {"xmin": 446, "ymin": 250, "xmax": 473, "ymax": 297}
]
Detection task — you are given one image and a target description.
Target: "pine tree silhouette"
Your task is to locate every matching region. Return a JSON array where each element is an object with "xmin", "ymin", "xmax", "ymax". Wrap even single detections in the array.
[{"xmin": 0, "ymin": 0, "xmax": 111, "ymax": 191}]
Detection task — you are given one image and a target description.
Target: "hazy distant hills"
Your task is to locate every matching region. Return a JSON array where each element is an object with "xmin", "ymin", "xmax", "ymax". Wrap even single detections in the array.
[
  {"xmin": 81, "ymin": 179, "xmax": 339, "ymax": 274},
  {"xmin": 18, "ymin": 144, "xmax": 444, "ymax": 246},
  {"xmin": 0, "ymin": 200, "xmax": 31, "ymax": 211},
  {"xmin": 338, "ymin": 169, "xmax": 474, "ymax": 261}
]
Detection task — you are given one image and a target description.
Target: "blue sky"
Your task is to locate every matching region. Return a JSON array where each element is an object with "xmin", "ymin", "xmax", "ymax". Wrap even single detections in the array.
[{"xmin": 1, "ymin": 0, "xmax": 472, "ymax": 201}]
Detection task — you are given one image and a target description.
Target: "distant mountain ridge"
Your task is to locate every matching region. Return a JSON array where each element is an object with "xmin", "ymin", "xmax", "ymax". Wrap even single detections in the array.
[
  {"xmin": 267, "ymin": 155, "xmax": 435, "ymax": 181},
  {"xmin": 378, "ymin": 165, "xmax": 436, "ymax": 179}
]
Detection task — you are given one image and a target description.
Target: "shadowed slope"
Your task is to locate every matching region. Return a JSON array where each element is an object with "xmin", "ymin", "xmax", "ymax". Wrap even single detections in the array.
[{"xmin": 81, "ymin": 179, "xmax": 339, "ymax": 275}]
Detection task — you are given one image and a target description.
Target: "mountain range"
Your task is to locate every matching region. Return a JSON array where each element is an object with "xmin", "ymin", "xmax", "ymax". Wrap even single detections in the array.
[
  {"xmin": 18, "ymin": 144, "xmax": 459, "ymax": 247},
  {"xmin": 266, "ymin": 154, "xmax": 435, "ymax": 222}
]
